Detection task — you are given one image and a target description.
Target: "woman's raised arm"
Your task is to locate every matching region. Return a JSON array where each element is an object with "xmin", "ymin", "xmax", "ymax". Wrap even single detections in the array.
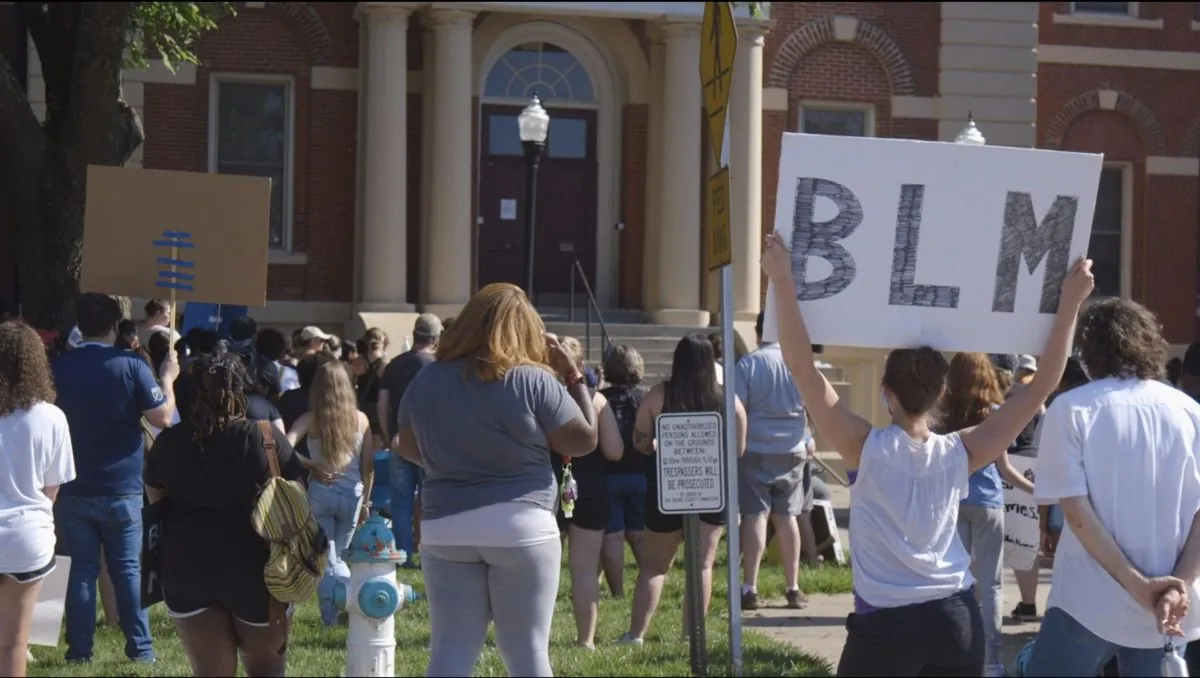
[
  {"xmin": 761, "ymin": 233, "xmax": 871, "ymax": 468},
  {"xmin": 961, "ymin": 257, "xmax": 1094, "ymax": 472}
]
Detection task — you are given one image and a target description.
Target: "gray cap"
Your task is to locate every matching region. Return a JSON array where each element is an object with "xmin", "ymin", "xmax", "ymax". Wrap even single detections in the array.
[
  {"xmin": 414, "ymin": 313, "xmax": 443, "ymax": 340},
  {"xmin": 1017, "ymin": 354, "xmax": 1037, "ymax": 372}
]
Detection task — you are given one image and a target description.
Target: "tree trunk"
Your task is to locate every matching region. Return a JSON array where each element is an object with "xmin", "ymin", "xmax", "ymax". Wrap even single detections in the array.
[{"xmin": 0, "ymin": 2, "xmax": 141, "ymax": 330}]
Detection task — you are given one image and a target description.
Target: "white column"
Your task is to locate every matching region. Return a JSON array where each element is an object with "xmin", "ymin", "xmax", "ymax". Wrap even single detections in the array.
[
  {"xmin": 650, "ymin": 23, "xmax": 710, "ymax": 328},
  {"xmin": 730, "ymin": 27, "xmax": 765, "ymax": 321},
  {"xmin": 642, "ymin": 30, "xmax": 665, "ymax": 312},
  {"xmin": 360, "ymin": 6, "xmax": 412, "ymax": 310},
  {"xmin": 419, "ymin": 25, "xmax": 436, "ymax": 302},
  {"xmin": 424, "ymin": 9, "xmax": 475, "ymax": 317}
]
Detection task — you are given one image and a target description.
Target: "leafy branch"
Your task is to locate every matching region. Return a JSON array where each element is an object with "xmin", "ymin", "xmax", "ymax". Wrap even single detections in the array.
[{"xmin": 125, "ymin": 1, "xmax": 235, "ymax": 72}]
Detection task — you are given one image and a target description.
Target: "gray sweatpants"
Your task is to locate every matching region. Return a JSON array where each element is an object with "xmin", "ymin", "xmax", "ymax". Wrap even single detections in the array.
[
  {"xmin": 423, "ymin": 539, "xmax": 562, "ymax": 677},
  {"xmin": 956, "ymin": 504, "xmax": 1005, "ymax": 678}
]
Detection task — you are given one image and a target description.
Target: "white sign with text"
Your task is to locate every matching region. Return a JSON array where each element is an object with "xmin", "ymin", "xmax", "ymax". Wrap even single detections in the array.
[
  {"xmin": 656, "ymin": 412, "xmax": 726, "ymax": 515},
  {"xmin": 762, "ymin": 134, "xmax": 1103, "ymax": 355},
  {"xmin": 1002, "ymin": 456, "xmax": 1040, "ymax": 572}
]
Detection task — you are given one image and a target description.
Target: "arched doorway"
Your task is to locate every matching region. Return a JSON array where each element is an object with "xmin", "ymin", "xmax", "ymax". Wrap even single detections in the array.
[{"xmin": 477, "ymin": 41, "xmax": 599, "ymax": 307}]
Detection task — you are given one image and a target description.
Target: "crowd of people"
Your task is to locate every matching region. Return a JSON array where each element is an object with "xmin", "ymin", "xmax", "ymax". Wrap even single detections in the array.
[{"xmin": 1, "ymin": 231, "xmax": 1200, "ymax": 677}]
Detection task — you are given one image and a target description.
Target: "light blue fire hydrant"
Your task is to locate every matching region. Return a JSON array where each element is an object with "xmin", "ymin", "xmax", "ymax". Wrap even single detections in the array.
[{"xmin": 324, "ymin": 513, "xmax": 419, "ymax": 676}]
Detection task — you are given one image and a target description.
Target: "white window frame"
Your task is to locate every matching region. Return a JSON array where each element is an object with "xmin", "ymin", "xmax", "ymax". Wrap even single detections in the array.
[
  {"xmin": 796, "ymin": 101, "xmax": 876, "ymax": 138},
  {"xmin": 207, "ymin": 73, "xmax": 296, "ymax": 253},
  {"xmin": 1093, "ymin": 161, "xmax": 1134, "ymax": 300},
  {"xmin": 1070, "ymin": 1, "xmax": 1136, "ymax": 17}
]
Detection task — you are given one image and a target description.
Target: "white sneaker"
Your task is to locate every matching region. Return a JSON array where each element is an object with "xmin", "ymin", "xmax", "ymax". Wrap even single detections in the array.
[{"xmin": 617, "ymin": 633, "xmax": 644, "ymax": 646}]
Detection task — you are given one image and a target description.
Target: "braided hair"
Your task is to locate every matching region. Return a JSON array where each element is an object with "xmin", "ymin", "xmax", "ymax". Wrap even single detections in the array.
[{"xmin": 190, "ymin": 351, "xmax": 250, "ymax": 441}]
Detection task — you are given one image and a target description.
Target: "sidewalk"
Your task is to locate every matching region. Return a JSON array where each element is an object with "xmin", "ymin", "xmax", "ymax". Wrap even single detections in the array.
[{"xmin": 747, "ymin": 568, "xmax": 1053, "ymax": 670}]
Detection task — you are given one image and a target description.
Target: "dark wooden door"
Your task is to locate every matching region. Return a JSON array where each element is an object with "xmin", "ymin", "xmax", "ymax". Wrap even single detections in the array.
[{"xmin": 477, "ymin": 105, "xmax": 597, "ymax": 306}]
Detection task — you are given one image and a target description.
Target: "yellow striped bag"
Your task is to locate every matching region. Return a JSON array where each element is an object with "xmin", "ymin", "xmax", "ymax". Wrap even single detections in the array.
[{"xmin": 250, "ymin": 421, "xmax": 328, "ymax": 604}]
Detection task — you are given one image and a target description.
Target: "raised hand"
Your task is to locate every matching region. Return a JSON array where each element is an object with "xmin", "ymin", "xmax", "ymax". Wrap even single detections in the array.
[
  {"xmin": 761, "ymin": 232, "xmax": 794, "ymax": 284},
  {"xmin": 1060, "ymin": 256, "xmax": 1095, "ymax": 309}
]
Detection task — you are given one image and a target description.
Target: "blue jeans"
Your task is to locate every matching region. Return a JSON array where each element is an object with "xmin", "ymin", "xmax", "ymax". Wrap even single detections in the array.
[
  {"xmin": 390, "ymin": 458, "xmax": 423, "ymax": 560},
  {"xmin": 606, "ymin": 472, "xmax": 646, "ymax": 533},
  {"xmin": 54, "ymin": 494, "xmax": 154, "ymax": 662},
  {"xmin": 308, "ymin": 482, "xmax": 362, "ymax": 626},
  {"xmin": 1026, "ymin": 606, "xmax": 1167, "ymax": 676}
]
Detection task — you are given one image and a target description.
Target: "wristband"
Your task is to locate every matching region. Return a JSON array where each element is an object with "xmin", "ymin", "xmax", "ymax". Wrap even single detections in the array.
[{"xmin": 565, "ymin": 371, "xmax": 585, "ymax": 389}]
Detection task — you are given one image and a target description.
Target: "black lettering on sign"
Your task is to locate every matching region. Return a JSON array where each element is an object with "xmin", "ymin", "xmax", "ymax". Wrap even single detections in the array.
[
  {"xmin": 790, "ymin": 178, "xmax": 861, "ymax": 301},
  {"xmin": 888, "ymin": 184, "xmax": 960, "ymax": 309},
  {"xmin": 992, "ymin": 192, "xmax": 1077, "ymax": 314}
]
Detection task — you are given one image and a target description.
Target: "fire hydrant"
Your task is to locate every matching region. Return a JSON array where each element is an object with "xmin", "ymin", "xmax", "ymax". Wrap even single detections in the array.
[{"xmin": 329, "ymin": 513, "xmax": 419, "ymax": 676}]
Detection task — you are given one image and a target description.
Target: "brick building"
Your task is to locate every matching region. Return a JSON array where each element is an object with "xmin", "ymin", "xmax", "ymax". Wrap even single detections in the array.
[{"xmin": 0, "ymin": 2, "xmax": 1197, "ymax": 395}]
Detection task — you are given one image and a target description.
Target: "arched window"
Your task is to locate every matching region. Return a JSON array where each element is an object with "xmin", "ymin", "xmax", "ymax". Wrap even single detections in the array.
[{"xmin": 483, "ymin": 42, "xmax": 595, "ymax": 103}]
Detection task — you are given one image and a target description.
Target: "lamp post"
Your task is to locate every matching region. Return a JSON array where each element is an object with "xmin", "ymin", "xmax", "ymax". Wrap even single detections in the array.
[
  {"xmin": 518, "ymin": 95, "xmax": 550, "ymax": 302},
  {"xmin": 955, "ymin": 112, "xmax": 986, "ymax": 145}
]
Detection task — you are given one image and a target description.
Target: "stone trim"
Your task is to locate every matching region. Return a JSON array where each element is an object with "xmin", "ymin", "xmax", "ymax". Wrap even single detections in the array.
[
  {"xmin": 767, "ymin": 14, "xmax": 915, "ymax": 95},
  {"xmin": 264, "ymin": 2, "xmax": 336, "ymax": 66},
  {"xmin": 1043, "ymin": 88, "xmax": 1166, "ymax": 155}
]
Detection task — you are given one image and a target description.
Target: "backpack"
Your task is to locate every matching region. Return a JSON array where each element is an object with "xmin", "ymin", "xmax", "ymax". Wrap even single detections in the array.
[{"xmin": 249, "ymin": 420, "xmax": 328, "ymax": 604}]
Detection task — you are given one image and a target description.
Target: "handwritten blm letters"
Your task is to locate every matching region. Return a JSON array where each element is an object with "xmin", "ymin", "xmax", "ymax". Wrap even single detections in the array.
[{"xmin": 761, "ymin": 134, "xmax": 1103, "ymax": 354}]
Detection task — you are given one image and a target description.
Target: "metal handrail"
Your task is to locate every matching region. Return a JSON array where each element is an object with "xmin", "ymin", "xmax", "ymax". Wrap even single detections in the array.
[{"xmin": 567, "ymin": 259, "xmax": 615, "ymax": 365}]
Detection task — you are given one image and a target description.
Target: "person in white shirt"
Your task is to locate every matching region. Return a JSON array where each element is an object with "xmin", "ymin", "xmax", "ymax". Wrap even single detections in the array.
[
  {"xmin": 137, "ymin": 299, "xmax": 181, "ymax": 347},
  {"xmin": 0, "ymin": 321, "xmax": 77, "ymax": 677},
  {"xmin": 761, "ymin": 232, "xmax": 1093, "ymax": 676},
  {"xmin": 1027, "ymin": 298, "xmax": 1200, "ymax": 675}
]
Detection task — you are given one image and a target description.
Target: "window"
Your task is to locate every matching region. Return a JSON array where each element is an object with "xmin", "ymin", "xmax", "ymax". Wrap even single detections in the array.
[
  {"xmin": 799, "ymin": 104, "xmax": 873, "ymax": 137},
  {"xmin": 547, "ymin": 118, "xmax": 588, "ymax": 159},
  {"xmin": 1089, "ymin": 166, "xmax": 1128, "ymax": 298},
  {"xmin": 483, "ymin": 42, "xmax": 595, "ymax": 104},
  {"xmin": 210, "ymin": 77, "xmax": 293, "ymax": 249},
  {"xmin": 1070, "ymin": 2, "xmax": 1133, "ymax": 16}
]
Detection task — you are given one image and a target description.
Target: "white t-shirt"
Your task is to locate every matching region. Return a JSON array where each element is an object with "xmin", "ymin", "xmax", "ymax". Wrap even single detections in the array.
[
  {"xmin": 851, "ymin": 425, "xmax": 974, "ymax": 608},
  {"xmin": 1035, "ymin": 377, "xmax": 1200, "ymax": 648},
  {"xmin": 0, "ymin": 402, "xmax": 76, "ymax": 573}
]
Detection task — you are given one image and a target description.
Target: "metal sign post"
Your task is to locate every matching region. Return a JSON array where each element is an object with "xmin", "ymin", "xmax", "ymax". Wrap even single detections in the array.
[
  {"xmin": 700, "ymin": 2, "xmax": 743, "ymax": 676},
  {"xmin": 656, "ymin": 411, "xmax": 725, "ymax": 677}
]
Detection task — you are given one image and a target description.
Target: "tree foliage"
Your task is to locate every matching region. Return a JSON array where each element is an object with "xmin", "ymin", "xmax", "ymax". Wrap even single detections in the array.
[
  {"xmin": 126, "ymin": 2, "xmax": 234, "ymax": 73},
  {"xmin": 0, "ymin": 2, "xmax": 232, "ymax": 328}
]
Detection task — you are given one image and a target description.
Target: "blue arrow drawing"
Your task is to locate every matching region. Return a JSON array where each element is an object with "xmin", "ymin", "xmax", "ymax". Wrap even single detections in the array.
[{"xmin": 154, "ymin": 230, "xmax": 195, "ymax": 293}]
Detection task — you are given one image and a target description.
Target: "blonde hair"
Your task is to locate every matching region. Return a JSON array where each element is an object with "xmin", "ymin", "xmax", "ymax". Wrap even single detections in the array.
[
  {"xmin": 309, "ymin": 361, "xmax": 360, "ymax": 472},
  {"xmin": 435, "ymin": 283, "xmax": 549, "ymax": 381},
  {"xmin": 559, "ymin": 336, "xmax": 585, "ymax": 371}
]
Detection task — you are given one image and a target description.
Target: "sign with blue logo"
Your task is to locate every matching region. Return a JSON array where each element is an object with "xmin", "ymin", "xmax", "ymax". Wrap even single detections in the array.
[{"xmin": 181, "ymin": 303, "xmax": 249, "ymax": 340}]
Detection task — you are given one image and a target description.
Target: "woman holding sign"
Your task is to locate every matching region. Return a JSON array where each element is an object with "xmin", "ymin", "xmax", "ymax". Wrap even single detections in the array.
[{"xmin": 760, "ymin": 232, "xmax": 1093, "ymax": 676}]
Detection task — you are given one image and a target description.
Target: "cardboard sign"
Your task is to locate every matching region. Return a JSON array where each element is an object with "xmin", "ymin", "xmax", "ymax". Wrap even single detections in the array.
[
  {"xmin": 763, "ymin": 135, "xmax": 1103, "ymax": 354},
  {"xmin": 82, "ymin": 166, "xmax": 272, "ymax": 308},
  {"xmin": 1002, "ymin": 456, "xmax": 1040, "ymax": 571}
]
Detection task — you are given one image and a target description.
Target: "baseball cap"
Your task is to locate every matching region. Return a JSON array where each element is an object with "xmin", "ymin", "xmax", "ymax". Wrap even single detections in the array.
[
  {"xmin": 230, "ymin": 315, "xmax": 258, "ymax": 342},
  {"xmin": 299, "ymin": 325, "xmax": 333, "ymax": 342},
  {"xmin": 1016, "ymin": 354, "xmax": 1037, "ymax": 373},
  {"xmin": 413, "ymin": 313, "xmax": 443, "ymax": 340}
]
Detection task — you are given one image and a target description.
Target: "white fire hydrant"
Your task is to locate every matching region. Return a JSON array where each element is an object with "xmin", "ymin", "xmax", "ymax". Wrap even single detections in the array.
[{"xmin": 328, "ymin": 513, "xmax": 418, "ymax": 676}]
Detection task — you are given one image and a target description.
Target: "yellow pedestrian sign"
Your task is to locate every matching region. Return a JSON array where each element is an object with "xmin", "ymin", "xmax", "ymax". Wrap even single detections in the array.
[
  {"xmin": 705, "ymin": 166, "xmax": 732, "ymax": 271},
  {"xmin": 700, "ymin": 2, "xmax": 738, "ymax": 163}
]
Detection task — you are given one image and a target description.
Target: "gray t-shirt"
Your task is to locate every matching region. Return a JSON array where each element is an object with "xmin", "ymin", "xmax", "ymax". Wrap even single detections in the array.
[{"xmin": 396, "ymin": 361, "xmax": 582, "ymax": 521}]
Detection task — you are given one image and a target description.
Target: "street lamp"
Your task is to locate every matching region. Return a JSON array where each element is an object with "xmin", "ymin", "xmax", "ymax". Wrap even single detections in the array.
[
  {"xmin": 954, "ymin": 112, "xmax": 986, "ymax": 145},
  {"xmin": 518, "ymin": 94, "xmax": 550, "ymax": 302}
]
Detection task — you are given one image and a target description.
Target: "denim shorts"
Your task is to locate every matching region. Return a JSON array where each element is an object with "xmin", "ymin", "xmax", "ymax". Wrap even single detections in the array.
[
  {"xmin": 1047, "ymin": 505, "xmax": 1064, "ymax": 533},
  {"xmin": 3, "ymin": 557, "xmax": 56, "ymax": 584}
]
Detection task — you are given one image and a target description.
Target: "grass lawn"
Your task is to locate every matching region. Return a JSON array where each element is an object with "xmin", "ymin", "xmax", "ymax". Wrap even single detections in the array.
[{"xmin": 30, "ymin": 548, "xmax": 852, "ymax": 677}]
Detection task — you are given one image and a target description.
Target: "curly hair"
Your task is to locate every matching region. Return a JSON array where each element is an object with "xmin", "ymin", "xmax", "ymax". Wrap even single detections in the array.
[
  {"xmin": 0, "ymin": 321, "xmax": 57, "ymax": 417},
  {"xmin": 190, "ymin": 352, "xmax": 249, "ymax": 440},
  {"xmin": 939, "ymin": 353, "xmax": 1005, "ymax": 433},
  {"xmin": 1076, "ymin": 298, "xmax": 1167, "ymax": 381}
]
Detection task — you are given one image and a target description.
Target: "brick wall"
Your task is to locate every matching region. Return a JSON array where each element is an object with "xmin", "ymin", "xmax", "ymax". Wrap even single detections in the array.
[
  {"xmin": 1040, "ymin": 6, "xmax": 1200, "ymax": 343},
  {"xmin": 759, "ymin": 2, "xmax": 940, "ymax": 307},
  {"xmin": 142, "ymin": 3, "xmax": 359, "ymax": 303}
]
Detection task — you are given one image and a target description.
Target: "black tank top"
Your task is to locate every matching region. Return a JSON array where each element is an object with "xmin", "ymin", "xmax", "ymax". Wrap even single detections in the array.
[
  {"xmin": 552, "ymin": 386, "xmax": 607, "ymax": 499},
  {"xmin": 600, "ymin": 384, "xmax": 647, "ymax": 476}
]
